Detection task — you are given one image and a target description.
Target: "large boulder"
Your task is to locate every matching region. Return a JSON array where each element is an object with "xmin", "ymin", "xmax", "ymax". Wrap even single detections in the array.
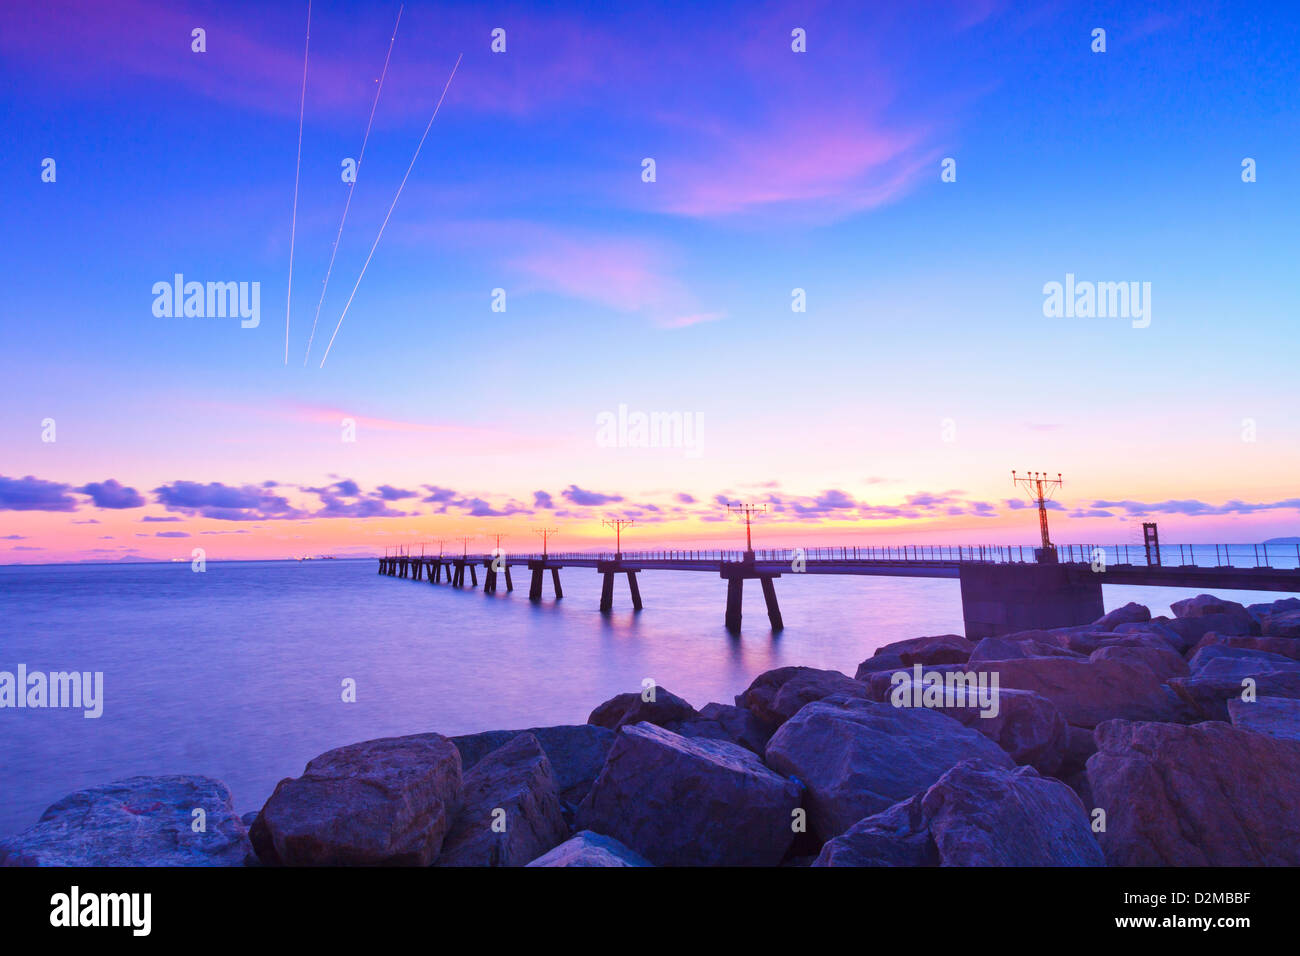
[
  {"xmin": 1170, "ymin": 594, "xmax": 1258, "ymax": 634},
  {"xmin": 1168, "ymin": 671, "xmax": 1300, "ymax": 722},
  {"xmin": 813, "ymin": 760, "xmax": 1103, "ymax": 867},
  {"xmin": 972, "ymin": 657, "xmax": 1176, "ymax": 728},
  {"xmin": 854, "ymin": 652, "xmax": 906, "ymax": 678},
  {"xmin": 1086, "ymin": 719, "xmax": 1300, "ymax": 865},
  {"xmin": 1165, "ymin": 612, "xmax": 1258, "ymax": 645},
  {"xmin": 1263, "ymin": 610, "xmax": 1300, "ymax": 639},
  {"xmin": 1092, "ymin": 602, "xmax": 1151, "ymax": 631},
  {"xmin": 587, "ymin": 686, "xmax": 696, "ymax": 730},
  {"xmin": 1090, "ymin": 643, "xmax": 1188, "ymax": 682},
  {"xmin": 1228, "ymin": 697, "xmax": 1300, "ymax": 742},
  {"xmin": 452, "ymin": 724, "xmax": 614, "ymax": 808},
  {"xmin": 0, "ymin": 775, "xmax": 249, "ymax": 867},
  {"xmin": 666, "ymin": 702, "xmax": 772, "ymax": 755},
  {"xmin": 525, "ymin": 830, "xmax": 651, "ymax": 867},
  {"xmin": 969, "ymin": 637, "xmax": 1084, "ymax": 663},
  {"xmin": 576, "ymin": 723, "xmax": 800, "ymax": 866},
  {"xmin": 1190, "ymin": 633, "xmax": 1300, "ymax": 663},
  {"xmin": 1186, "ymin": 645, "xmax": 1300, "ymax": 678},
  {"xmin": 250, "ymin": 733, "xmax": 460, "ymax": 866},
  {"xmin": 764, "ymin": 695, "xmax": 1013, "ymax": 840},
  {"xmin": 943, "ymin": 688, "xmax": 1069, "ymax": 775},
  {"xmin": 737, "ymin": 666, "xmax": 870, "ymax": 729},
  {"xmin": 438, "ymin": 733, "xmax": 568, "ymax": 867},
  {"xmin": 1114, "ymin": 619, "xmax": 1194, "ymax": 654}
]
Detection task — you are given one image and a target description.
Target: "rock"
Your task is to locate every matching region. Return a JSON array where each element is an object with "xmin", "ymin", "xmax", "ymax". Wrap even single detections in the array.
[
  {"xmin": 854, "ymin": 652, "xmax": 906, "ymax": 679},
  {"xmin": 737, "ymin": 666, "xmax": 870, "ymax": 729},
  {"xmin": 943, "ymin": 688, "xmax": 1069, "ymax": 775},
  {"xmin": 975, "ymin": 656, "xmax": 1176, "ymax": 728},
  {"xmin": 1092, "ymin": 602, "xmax": 1151, "ymax": 631},
  {"xmin": 1168, "ymin": 672, "xmax": 1300, "ymax": 722},
  {"xmin": 438, "ymin": 733, "xmax": 568, "ymax": 867},
  {"xmin": 576, "ymin": 723, "xmax": 800, "ymax": 866},
  {"xmin": 813, "ymin": 760, "xmax": 1104, "ymax": 867},
  {"xmin": 764, "ymin": 695, "xmax": 1013, "ymax": 840},
  {"xmin": 1086, "ymin": 719, "xmax": 1300, "ymax": 865},
  {"xmin": 0, "ymin": 775, "xmax": 250, "ymax": 867},
  {"xmin": 250, "ymin": 733, "xmax": 460, "ymax": 867},
  {"xmin": 525, "ymin": 830, "xmax": 651, "ymax": 867},
  {"xmin": 1228, "ymin": 697, "xmax": 1300, "ymax": 742},
  {"xmin": 1166, "ymin": 614, "xmax": 1258, "ymax": 650},
  {"xmin": 1114, "ymin": 619, "xmax": 1193, "ymax": 654},
  {"xmin": 587, "ymin": 686, "xmax": 696, "ymax": 731},
  {"xmin": 1090, "ymin": 643, "xmax": 1188, "ymax": 682},
  {"xmin": 1186, "ymin": 645, "xmax": 1300, "ymax": 677},
  {"xmin": 969, "ymin": 637, "xmax": 1085, "ymax": 663},
  {"xmin": 1189, "ymin": 633, "xmax": 1300, "ymax": 663},
  {"xmin": 1168, "ymin": 594, "xmax": 1260, "ymax": 636},
  {"xmin": 863, "ymin": 663, "xmax": 970, "ymax": 702},
  {"xmin": 1264, "ymin": 610, "xmax": 1300, "ymax": 639},
  {"xmin": 895, "ymin": 634, "xmax": 976, "ymax": 666},
  {"xmin": 666, "ymin": 702, "xmax": 772, "ymax": 755},
  {"xmin": 452, "ymin": 724, "xmax": 614, "ymax": 807}
]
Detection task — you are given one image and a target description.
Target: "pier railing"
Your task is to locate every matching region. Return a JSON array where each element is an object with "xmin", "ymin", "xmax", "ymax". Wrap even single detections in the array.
[{"xmin": 478, "ymin": 543, "xmax": 1300, "ymax": 570}]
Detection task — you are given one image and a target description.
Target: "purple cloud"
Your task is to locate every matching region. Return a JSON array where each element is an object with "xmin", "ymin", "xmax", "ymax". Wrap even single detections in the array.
[
  {"xmin": 0, "ymin": 475, "xmax": 77, "ymax": 512},
  {"xmin": 76, "ymin": 478, "xmax": 145, "ymax": 509}
]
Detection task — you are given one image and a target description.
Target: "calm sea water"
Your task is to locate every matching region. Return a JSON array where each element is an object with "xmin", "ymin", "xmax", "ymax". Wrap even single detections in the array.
[{"xmin": 0, "ymin": 558, "xmax": 1291, "ymax": 836}]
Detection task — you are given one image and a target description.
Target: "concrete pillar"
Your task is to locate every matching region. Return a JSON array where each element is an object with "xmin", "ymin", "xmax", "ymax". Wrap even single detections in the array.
[
  {"xmin": 600, "ymin": 572, "xmax": 615, "ymax": 612},
  {"xmin": 760, "ymin": 576, "xmax": 783, "ymax": 630},
  {"xmin": 959, "ymin": 563, "xmax": 1104, "ymax": 639},
  {"xmin": 725, "ymin": 577, "xmax": 744, "ymax": 631},
  {"xmin": 529, "ymin": 568, "xmax": 543, "ymax": 601},
  {"xmin": 504, "ymin": 567, "xmax": 514, "ymax": 591},
  {"xmin": 626, "ymin": 571, "xmax": 643, "ymax": 610},
  {"xmin": 551, "ymin": 568, "xmax": 563, "ymax": 599},
  {"xmin": 469, "ymin": 564, "xmax": 478, "ymax": 587}
]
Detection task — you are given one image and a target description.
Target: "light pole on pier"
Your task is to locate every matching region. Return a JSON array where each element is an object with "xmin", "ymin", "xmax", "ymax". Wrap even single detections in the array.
[
  {"xmin": 603, "ymin": 518, "xmax": 634, "ymax": 560},
  {"xmin": 1012, "ymin": 471, "xmax": 1063, "ymax": 562},
  {"xmin": 727, "ymin": 502, "xmax": 767, "ymax": 558},
  {"xmin": 534, "ymin": 527, "xmax": 558, "ymax": 559}
]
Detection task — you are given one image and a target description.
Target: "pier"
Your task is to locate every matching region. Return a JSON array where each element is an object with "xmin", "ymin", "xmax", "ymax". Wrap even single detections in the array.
[{"xmin": 377, "ymin": 542, "xmax": 1300, "ymax": 636}]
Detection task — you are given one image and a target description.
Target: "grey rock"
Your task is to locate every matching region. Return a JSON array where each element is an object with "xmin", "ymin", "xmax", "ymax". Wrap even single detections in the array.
[
  {"xmin": 814, "ymin": 760, "xmax": 1103, "ymax": 867},
  {"xmin": 525, "ymin": 830, "xmax": 652, "ymax": 867},
  {"xmin": 576, "ymin": 722, "xmax": 801, "ymax": 866},
  {"xmin": 438, "ymin": 733, "xmax": 569, "ymax": 867},
  {"xmin": 0, "ymin": 775, "xmax": 250, "ymax": 867},
  {"xmin": 764, "ymin": 695, "xmax": 1014, "ymax": 840}
]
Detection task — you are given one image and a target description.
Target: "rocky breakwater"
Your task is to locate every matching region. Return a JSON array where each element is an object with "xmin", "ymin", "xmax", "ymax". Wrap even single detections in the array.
[{"xmin": 4, "ymin": 594, "xmax": 1299, "ymax": 867}]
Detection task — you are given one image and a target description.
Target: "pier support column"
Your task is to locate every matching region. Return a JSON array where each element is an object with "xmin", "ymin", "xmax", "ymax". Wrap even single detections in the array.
[
  {"xmin": 484, "ymin": 565, "xmax": 497, "ymax": 593},
  {"xmin": 959, "ymin": 563, "xmax": 1104, "ymax": 639},
  {"xmin": 414, "ymin": 561, "xmax": 423, "ymax": 581},
  {"xmin": 725, "ymin": 577, "xmax": 744, "ymax": 631},
  {"xmin": 626, "ymin": 571, "xmax": 643, "ymax": 610},
  {"xmin": 551, "ymin": 568, "xmax": 563, "ymax": 599},
  {"xmin": 529, "ymin": 567, "xmax": 543, "ymax": 600},
  {"xmin": 469, "ymin": 564, "xmax": 478, "ymax": 587},
  {"xmin": 432, "ymin": 562, "xmax": 441, "ymax": 583},
  {"xmin": 453, "ymin": 562, "xmax": 464, "ymax": 587},
  {"xmin": 599, "ymin": 572, "xmax": 615, "ymax": 612},
  {"xmin": 760, "ymin": 576, "xmax": 783, "ymax": 631},
  {"xmin": 505, "ymin": 567, "xmax": 514, "ymax": 592}
]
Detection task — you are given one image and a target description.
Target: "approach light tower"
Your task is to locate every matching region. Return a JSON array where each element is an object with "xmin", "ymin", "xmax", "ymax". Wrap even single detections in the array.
[
  {"xmin": 1012, "ymin": 471, "xmax": 1062, "ymax": 563},
  {"xmin": 533, "ymin": 527, "xmax": 558, "ymax": 559},
  {"xmin": 728, "ymin": 502, "xmax": 767, "ymax": 560},
  {"xmin": 602, "ymin": 518, "xmax": 634, "ymax": 560}
]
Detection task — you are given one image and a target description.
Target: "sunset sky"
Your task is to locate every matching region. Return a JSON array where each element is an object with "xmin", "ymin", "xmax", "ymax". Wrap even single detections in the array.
[{"xmin": 2, "ymin": 0, "xmax": 1298, "ymax": 562}]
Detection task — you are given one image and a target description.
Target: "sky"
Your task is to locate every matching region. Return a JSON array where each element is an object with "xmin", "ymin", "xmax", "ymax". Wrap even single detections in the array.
[{"xmin": 1, "ymin": 0, "xmax": 1298, "ymax": 562}]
